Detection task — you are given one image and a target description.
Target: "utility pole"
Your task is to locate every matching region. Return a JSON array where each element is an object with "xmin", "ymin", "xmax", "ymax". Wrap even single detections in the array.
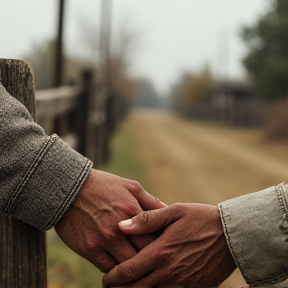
[
  {"xmin": 99, "ymin": 0, "xmax": 114, "ymax": 163},
  {"xmin": 53, "ymin": 0, "xmax": 65, "ymax": 135},
  {"xmin": 54, "ymin": 0, "xmax": 65, "ymax": 87},
  {"xmin": 99, "ymin": 0, "xmax": 113, "ymax": 82}
]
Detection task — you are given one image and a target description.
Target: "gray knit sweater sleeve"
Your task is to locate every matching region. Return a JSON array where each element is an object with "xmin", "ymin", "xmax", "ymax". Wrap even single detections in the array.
[{"xmin": 0, "ymin": 84, "xmax": 92, "ymax": 231}]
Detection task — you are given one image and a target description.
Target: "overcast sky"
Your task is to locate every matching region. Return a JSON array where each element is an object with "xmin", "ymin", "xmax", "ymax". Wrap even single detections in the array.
[{"xmin": 1, "ymin": 0, "xmax": 268, "ymax": 93}]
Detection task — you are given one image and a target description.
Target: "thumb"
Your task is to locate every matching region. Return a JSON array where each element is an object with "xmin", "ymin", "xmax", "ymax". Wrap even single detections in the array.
[{"xmin": 119, "ymin": 206, "xmax": 179, "ymax": 235}]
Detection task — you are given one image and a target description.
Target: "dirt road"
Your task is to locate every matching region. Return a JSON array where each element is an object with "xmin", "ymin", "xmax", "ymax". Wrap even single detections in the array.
[{"xmin": 129, "ymin": 109, "xmax": 288, "ymax": 287}]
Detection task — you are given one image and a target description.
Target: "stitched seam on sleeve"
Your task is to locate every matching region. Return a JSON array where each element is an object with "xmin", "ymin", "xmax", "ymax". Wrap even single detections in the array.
[
  {"xmin": 248, "ymin": 270, "xmax": 288, "ymax": 287},
  {"xmin": 218, "ymin": 204, "xmax": 242, "ymax": 273},
  {"xmin": 4, "ymin": 134, "xmax": 59, "ymax": 214},
  {"xmin": 276, "ymin": 183, "xmax": 288, "ymax": 220},
  {"xmin": 43, "ymin": 159, "xmax": 92, "ymax": 230}
]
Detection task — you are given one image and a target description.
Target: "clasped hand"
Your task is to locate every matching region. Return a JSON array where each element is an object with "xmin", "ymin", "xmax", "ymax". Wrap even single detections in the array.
[
  {"xmin": 103, "ymin": 203, "xmax": 236, "ymax": 288},
  {"xmin": 55, "ymin": 169, "xmax": 235, "ymax": 287},
  {"xmin": 55, "ymin": 169, "xmax": 166, "ymax": 272}
]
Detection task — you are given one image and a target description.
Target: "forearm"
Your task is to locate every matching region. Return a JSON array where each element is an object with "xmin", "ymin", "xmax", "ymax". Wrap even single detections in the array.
[
  {"xmin": 0, "ymin": 84, "xmax": 92, "ymax": 230},
  {"xmin": 219, "ymin": 183, "xmax": 288, "ymax": 287}
]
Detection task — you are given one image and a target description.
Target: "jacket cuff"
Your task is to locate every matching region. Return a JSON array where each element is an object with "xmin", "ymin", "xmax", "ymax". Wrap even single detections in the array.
[
  {"xmin": 5, "ymin": 135, "xmax": 92, "ymax": 231},
  {"xmin": 219, "ymin": 183, "xmax": 288, "ymax": 287}
]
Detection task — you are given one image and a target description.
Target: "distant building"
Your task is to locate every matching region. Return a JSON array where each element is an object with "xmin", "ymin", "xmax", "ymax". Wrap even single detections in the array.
[{"xmin": 211, "ymin": 80, "xmax": 266, "ymax": 126}]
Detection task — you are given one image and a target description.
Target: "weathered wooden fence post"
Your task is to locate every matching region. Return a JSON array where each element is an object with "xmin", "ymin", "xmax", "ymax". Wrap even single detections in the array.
[
  {"xmin": 76, "ymin": 69, "xmax": 93, "ymax": 158},
  {"xmin": 101, "ymin": 91, "xmax": 114, "ymax": 164},
  {"xmin": 0, "ymin": 59, "xmax": 47, "ymax": 288}
]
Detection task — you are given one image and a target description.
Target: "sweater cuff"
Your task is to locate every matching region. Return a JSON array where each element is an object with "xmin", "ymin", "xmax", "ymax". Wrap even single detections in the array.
[
  {"xmin": 5, "ymin": 134, "xmax": 92, "ymax": 231},
  {"xmin": 219, "ymin": 183, "xmax": 288, "ymax": 287}
]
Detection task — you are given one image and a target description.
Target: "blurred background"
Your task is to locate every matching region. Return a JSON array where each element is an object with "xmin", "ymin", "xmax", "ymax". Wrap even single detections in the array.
[{"xmin": 2, "ymin": 0, "xmax": 288, "ymax": 287}]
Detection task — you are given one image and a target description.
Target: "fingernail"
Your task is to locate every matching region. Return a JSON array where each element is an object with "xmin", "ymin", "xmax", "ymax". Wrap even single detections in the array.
[{"xmin": 119, "ymin": 219, "xmax": 133, "ymax": 227}]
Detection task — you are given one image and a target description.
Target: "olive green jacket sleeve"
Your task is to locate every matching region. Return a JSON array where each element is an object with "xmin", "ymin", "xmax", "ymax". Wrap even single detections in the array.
[
  {"xmin": 0, "ymin": 84, "xmax": 92, "ymax": 231},
  {"xmin": 219, "ymin": 183, "xmax": 288, "ymax": 287}
]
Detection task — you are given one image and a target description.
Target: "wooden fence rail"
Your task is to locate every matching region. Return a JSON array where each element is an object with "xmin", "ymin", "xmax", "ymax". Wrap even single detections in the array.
[
  {"xmin": 0, "ymin": 58, "xmax": 128, "ymax": 287},
  {"xmin": 35, "ymin": 68, "xmax": 124, "ymax": 165}
]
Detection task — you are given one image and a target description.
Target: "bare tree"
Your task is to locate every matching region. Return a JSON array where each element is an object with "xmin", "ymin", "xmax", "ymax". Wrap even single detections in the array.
[{"xmin": 77, "ymin": 17, "xmax": 141, "ymax": 99}]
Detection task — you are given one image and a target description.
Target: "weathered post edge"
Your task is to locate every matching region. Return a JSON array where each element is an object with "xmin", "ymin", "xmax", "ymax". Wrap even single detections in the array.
[
  {"xmin": 0, "ymin": 59, "xmax": 47, "ymax": 288},
  {"xmin": 76, "ymin": 69, "xmax": 93, "ymax": 158}
]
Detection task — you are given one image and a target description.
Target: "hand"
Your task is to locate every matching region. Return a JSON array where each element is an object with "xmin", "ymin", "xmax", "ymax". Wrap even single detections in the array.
[
  {"xmin": 103, "ymin": 203, "xmax": 236, "ymax": 288},
  {"xmin": 54, "ymin": 169, "xmax": 166, "ymax": 273}
]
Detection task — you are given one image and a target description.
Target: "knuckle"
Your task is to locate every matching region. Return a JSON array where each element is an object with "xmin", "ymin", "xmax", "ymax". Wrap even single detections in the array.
[
  {"xmin": 81, "ymin": 238, "xmax": 99, "ymax": 254},
  {"xmin": 94, "ymin": 258, "xmax": 115, "ymax": 273},
  {"xmin": 154, "ymin": 247, "xmax": 172, "ymax": 262},
  {"xmin": 118, "ymin": 263, "xmax": 138, "ymax": 283},
  {"xmin": 122, "ymin": 201, "xmax": 140, "ymax": 216},
  {"xmin": 128, "ymin": 180, "xmax": 143, "ymax": 195},
  {"xmin": 171, "ymin": 203, "xmax": 185, "ymax": 216},
  {"xmin": 102, "ymin": 228, "xmax": 119, "ymax": 244},
  {"xmin": 171, "ymin": 202, "xmax": 182, "ymax": 210}
]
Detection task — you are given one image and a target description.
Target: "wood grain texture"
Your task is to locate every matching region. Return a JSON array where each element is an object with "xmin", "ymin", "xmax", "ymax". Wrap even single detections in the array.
[{"xmin": 0, "ymin": 59, "xmax": 47, "ymax": 288}]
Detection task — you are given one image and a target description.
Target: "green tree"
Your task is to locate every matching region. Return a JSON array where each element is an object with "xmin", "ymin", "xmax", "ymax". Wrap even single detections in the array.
[{"xmin": 241, "ymin": 0, "xmax": 288, "ymax": 101}]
